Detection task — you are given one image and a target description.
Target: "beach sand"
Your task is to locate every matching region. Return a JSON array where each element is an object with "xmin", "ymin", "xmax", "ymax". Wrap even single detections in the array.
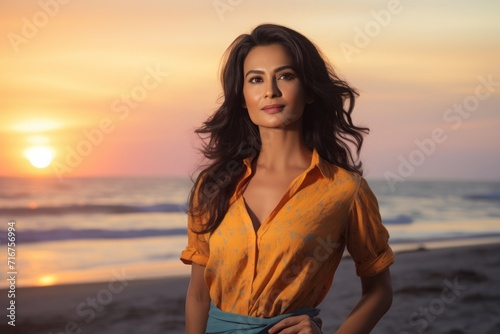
[{"xmin": 1, "ymin": 242, "xmax": 499, "ymax": 334}]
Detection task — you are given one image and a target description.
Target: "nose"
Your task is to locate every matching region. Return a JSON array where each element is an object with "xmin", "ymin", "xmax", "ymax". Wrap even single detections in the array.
[{"xmin": 265, "ymin": 78, "xmax": 282, "ymax": 98}]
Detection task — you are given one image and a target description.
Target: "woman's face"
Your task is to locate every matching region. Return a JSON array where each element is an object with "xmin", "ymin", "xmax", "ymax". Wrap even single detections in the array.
[{"xmin": 242, "ymin": 44, "xmax": 309, "ymax": 129}]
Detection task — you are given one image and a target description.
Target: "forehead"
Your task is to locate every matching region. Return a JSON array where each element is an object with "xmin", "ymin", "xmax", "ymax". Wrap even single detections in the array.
[{"xmin": 243, "ymin": 44, "xmax": 294, "ymax": 71}]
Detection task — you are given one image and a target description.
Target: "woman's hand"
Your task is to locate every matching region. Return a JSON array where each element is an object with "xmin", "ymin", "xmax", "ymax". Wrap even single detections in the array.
[{"xmin": 268, "ymin": 315, "xmax": 322, "ymax": 334}]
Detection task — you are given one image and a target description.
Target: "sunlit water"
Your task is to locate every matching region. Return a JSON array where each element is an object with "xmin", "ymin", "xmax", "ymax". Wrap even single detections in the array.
[{"xmin": 0, "ymin": 177, "xmax": 499, "ymax": 287}]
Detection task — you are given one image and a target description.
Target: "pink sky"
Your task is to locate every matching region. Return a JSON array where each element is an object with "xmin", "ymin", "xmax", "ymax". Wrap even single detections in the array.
[{"xmin": 1, "ymin": 0, "xmax": 499, "ymax": 180}]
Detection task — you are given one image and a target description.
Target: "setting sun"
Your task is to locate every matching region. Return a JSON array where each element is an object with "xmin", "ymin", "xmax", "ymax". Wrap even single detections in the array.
[
  {"xmin": 37, "ymin": 275, "xmax": 57, "ymax": 286},
  {"xmin": 24, "ymin": 146, "xmax": 55, "ymax": 168}
]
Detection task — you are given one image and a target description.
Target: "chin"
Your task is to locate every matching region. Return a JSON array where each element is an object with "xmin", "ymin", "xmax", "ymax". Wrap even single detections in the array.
[{"xmin": 253, "ymin": 114, "xmax": 301, "ymax": 128}]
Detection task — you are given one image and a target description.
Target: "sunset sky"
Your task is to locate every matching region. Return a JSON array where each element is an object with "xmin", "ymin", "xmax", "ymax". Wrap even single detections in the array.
[{"xmin": 1, "ymin": 0, "xmax": 499, "ymax": 180}]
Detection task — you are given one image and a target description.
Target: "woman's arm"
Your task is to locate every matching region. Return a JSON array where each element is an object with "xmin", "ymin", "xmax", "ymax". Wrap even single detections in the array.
[
  {"xmin": 336, "ymin": 268, "xmax": 393, "ymax": 334},
  {"xmin": 185, "ymin": 263, "xmax": 211, "ymax": 334}
]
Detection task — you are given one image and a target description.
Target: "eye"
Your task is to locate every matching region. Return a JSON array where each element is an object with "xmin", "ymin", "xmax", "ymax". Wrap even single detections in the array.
[
  {"xmin": 248, "ymin": 76, "xmax": 263, "ymax": 83},
  {"xmin": 278, "ymin": 72, "xmax": 296, "ymax": 81}
]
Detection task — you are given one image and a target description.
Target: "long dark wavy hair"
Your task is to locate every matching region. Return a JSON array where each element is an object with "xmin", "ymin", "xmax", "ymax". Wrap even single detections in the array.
[{"xmin": 189, "ymin": 23, "xmax": 369, "ymax": 234}]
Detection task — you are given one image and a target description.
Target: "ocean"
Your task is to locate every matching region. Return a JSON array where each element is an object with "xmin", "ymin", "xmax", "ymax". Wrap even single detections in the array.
[{"xmin": 0, "ymin": 177, "xmax": 499, "ymax": 288}]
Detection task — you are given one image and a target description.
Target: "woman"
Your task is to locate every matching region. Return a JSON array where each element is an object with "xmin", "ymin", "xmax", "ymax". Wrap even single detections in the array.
[{"xmin": 180, "ymin": 24, "xmax": 394, "ymax": 334}]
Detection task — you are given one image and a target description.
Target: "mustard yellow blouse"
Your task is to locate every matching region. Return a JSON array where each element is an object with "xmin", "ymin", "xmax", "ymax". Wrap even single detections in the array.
[{"xmin": 180, "ymin": 149, "xmax": 394, "ymax": 317}]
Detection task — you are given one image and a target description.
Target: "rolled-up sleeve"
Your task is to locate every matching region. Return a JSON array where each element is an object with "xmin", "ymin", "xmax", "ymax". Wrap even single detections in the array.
[
  {"xmin": 180, "ymin": 185, "xmax": 210, "ymax": 266},
  {"xmin": 345, "ymin": 178, "xmax": 394, "ymax": 277}
]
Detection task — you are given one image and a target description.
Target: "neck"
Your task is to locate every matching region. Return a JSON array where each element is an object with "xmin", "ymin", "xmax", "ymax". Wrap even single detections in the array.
[{"xmin": 256, "ymin": 122, "xmax": 311, "ymax": 171}]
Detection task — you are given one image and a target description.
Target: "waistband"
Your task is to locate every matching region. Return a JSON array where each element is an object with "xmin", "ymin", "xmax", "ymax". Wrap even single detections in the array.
[{"xmin": 206, "ymin": 302, "xmax": 320, "ymax": 334}]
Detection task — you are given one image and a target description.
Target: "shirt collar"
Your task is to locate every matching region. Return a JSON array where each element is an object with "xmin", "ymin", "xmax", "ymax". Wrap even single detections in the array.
[
  {"xmin": 242, "ymin": 148, "xmax": 335, "ymax": 180},
  {"xmin": 233, "ymin": 149, "xmax": 336, "ymax": 205},
  {"xmin": 314, "ymin": 149, "xmax": 337, "ymax": 179}
]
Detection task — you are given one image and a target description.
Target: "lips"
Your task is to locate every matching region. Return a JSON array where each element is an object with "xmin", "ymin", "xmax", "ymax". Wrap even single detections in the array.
[{"xmin": 261, "ymin": 104, "xmax": 285, "ymax": 113}]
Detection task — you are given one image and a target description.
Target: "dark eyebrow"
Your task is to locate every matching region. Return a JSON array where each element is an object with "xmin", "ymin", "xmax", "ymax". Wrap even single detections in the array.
[{"xmin": 244, "ymin": 65, "xmax": 295, "ymax": 78}]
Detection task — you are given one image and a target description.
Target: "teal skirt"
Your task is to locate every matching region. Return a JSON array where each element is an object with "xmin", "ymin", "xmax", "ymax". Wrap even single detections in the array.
[{"xmin": 206, "ymin": 302, "xmax": 320, "ymax": 334}]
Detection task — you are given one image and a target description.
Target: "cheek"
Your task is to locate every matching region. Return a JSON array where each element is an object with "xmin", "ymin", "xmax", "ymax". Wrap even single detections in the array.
[
  {"xmin": 243, "ymin": 87, "xmax": 261, "ymax": 108},
  {"xmin": 291, "ymin": 85, "xmax": 307, "ymax": 102},
  {"xmin": 286, "ymin": 87, "xmax": 307, "ymax": 111}
]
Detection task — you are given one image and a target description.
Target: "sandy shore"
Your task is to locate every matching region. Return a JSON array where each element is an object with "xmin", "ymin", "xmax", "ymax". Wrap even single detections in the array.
[{"xmin": 1, "ymin": 242, "xmax": 499, "ymax": 334}]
